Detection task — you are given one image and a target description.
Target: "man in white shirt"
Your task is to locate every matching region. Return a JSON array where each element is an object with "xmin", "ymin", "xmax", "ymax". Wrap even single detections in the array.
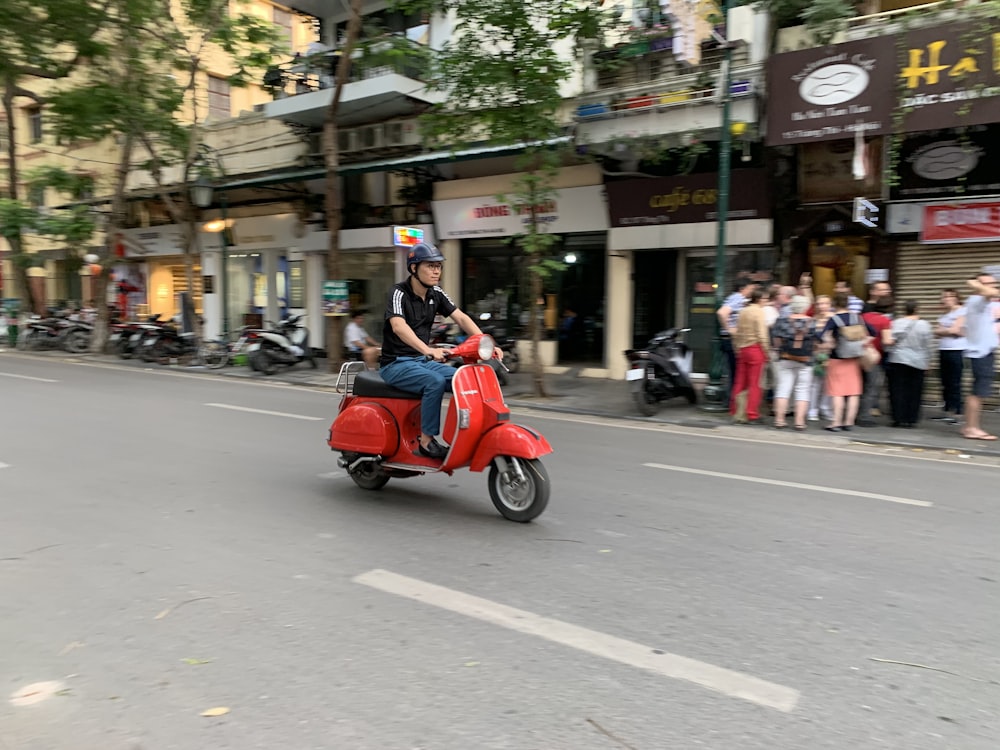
[
  {"xmin": 961, "ymin": 274, "xmax": 999, "ymax": 440},
  {"xmin": 344, "ymin": 310, "xmax": 380, "ymax": 369}
]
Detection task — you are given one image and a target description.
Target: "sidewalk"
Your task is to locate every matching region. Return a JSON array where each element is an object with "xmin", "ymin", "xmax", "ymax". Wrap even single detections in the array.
[{"xmin": 6, "ymin": 348, "xmax": 1000, "ymax": 457}]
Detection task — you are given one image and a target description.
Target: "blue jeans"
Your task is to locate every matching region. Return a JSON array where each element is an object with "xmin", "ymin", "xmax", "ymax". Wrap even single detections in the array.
[{"xmin": 379, "ymin": 357, "xmax": 456, "ymax": 437}]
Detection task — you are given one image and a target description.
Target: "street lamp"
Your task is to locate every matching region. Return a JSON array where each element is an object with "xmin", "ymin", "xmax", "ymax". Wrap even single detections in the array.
[
  {"xmin": 189, "ymin": 175, "xmax": 230, "ymax": 337},
  {"xmin": 699, "ymin": 0, "xmax": 734, "ymax": 413}
]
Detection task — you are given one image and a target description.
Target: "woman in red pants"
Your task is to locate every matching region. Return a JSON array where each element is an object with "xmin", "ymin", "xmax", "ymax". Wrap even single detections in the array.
[{"xmin": 730, "ymin": 287, "xmax": 770, "ymax": 423}]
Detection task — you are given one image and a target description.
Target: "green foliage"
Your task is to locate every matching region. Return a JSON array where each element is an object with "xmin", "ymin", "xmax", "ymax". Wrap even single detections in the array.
[
  {"xmin": 45, "ymin": 0, "xmax": 283, "ymax": 184},
  {"xmin": 736, "ymin": 0, "xmax": 855, "ymax": 40},
  {"xmin": 0, "ymin": 168, "xmax": 97, "ymax": 261}
]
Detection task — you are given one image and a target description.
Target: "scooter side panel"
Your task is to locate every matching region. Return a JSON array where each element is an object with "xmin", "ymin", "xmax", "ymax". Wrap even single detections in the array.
[
  {"xmin": 442, "ymin": 365, "xmax": 488, "ymax": 469},
  {"xmin": 468, "ymin": 424, "xmax": 553, "ymax": 473},
  {"xmin": 328, "ymin": 401, "xmax": 400, "ymax": 456}
]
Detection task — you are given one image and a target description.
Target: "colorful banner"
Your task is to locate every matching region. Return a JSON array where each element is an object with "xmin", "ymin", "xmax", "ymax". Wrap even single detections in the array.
[{"xmin": 921, "ymin": 201, "xmax": 1000, "ymax": 243}]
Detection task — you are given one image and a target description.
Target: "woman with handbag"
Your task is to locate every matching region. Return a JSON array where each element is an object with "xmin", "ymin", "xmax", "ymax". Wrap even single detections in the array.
[
  {"xmin": 883, "ymin": 299, "xmax": 933, "ymax": 428},
  {"xmin": 819, "ymin": 293, "xmax": 877, "ymax": 432}
]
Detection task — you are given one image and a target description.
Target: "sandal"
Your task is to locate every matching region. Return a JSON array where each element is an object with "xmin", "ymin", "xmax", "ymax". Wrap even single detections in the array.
[
  {"xmin": 794, "ymin": 425, "xmax": 806, "ymax": 431},
  {"xmin": 774, "ymin": 422, "xmax": 787, "ymax": 429},
  {"xmin": 963, "ymin": 432, "xmax": 998, "ymax": 441}
]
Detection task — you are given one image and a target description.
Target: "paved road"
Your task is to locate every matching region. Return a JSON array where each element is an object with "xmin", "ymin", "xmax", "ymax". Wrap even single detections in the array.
[{"xmin": 1, "ymin": 355, "xmax": 998, "ymax": 750}]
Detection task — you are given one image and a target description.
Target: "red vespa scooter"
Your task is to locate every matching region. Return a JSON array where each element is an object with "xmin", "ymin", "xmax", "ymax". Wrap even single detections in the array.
[{"xmin": 327, "ymin": 334, "xmax": 553, "ymax": 522}]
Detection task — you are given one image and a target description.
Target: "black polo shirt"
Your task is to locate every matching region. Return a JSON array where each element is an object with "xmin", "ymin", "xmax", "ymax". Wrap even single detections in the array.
[{"xmin": 380, "ymin": 279, "xmax": 457, "ymax": 366}]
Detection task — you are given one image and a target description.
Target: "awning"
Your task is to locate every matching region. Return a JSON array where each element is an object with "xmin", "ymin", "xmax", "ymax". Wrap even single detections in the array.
[
  {"xmin": 214, "ymin": 136, "xmax": 573, "ymax": 189},
  {"xmin": 57, "ymin": 136, "xmax": 573, "ymax": 208}
]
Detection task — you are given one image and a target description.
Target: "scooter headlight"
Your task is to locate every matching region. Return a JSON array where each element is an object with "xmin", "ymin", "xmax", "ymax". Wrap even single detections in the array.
[{"xmin": 477, "ymin": 334, "xmax": 495, "ymax": 360}]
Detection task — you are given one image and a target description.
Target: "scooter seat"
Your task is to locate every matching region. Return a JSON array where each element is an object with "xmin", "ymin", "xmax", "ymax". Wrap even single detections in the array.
[{"xmin": 352, "ymin": 370, "xmax": 421, "ymax": 399}]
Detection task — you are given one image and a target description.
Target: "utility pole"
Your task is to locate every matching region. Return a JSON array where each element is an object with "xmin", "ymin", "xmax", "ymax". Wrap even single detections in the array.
[{"xmin": 699, "ymin": 0, "xmax": 733, "ymax": 412}]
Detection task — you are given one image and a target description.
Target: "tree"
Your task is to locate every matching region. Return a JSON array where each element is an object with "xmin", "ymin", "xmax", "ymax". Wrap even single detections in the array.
[
  {"xmin": 400, "ymin": 0, "xmax": 607, "ymax": 396},
  {"xmin": 0, "ymin": 0, "xmax": 110, "ymax": 309},
  {"xmin": 46, "ymin": 0, "xmax": 282, "ymax": 351},
  {"xmin": 322, "ymin": 0, "xmax": 365, "ymax": 373}
]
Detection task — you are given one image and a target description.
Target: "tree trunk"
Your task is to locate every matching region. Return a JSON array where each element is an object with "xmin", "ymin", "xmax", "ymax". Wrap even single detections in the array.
[
  {"xmin": 2, "ymin": 77, "xmax": 36, "ymax": 313},
  {"xmin": 526, "ymin": 171, "xmax": 549, "ymax": 398},
  {"xmin": 91, "ymin": 132, "xmax": 135, "ymax": 352},
  {"xmin": 323, "ymin": 0, "xmax": 364, "ymax": 373}
]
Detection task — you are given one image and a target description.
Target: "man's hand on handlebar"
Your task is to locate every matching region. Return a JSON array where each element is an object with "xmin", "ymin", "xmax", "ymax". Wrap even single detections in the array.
[
  {"xmin": 493, "ymin": 346, "xmax": 504, "ymax": 361},
  {"xmin": 428, "ymin": 348, "xmax": 449, "ymax": 362}
]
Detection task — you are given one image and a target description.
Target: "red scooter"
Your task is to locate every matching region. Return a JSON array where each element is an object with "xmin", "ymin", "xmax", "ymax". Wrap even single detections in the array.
[{"xmin": 327, "ymin": 334, "xmax": 553, "ymax": 522}]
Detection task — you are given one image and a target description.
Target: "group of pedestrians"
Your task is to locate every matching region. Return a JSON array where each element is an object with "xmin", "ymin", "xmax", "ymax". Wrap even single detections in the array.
[{"xmin": 716, "ymin": 271, "xmax": 1000, "ymax": 440}]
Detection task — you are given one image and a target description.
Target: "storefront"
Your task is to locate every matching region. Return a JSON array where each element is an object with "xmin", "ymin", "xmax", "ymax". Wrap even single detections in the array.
[
  {"xmin": 604, "ymin": 169, "xmax": 774, "ymax": 377},
  {"xmin": 432, "ymin": 166, "xmax": 609, "ymax": 366},
  {"xmin": 296, "ymin": 223, "xmax": 436, "ymax": 349},
  {"xmin": 118, "ymin": 225, "xmax": 197, "ymax": 322}
]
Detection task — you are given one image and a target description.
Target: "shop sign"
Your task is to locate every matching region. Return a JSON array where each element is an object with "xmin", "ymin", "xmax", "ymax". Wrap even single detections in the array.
[
  {"xmin": 392, "ymin": 226, "xmax": 425, "ymax": 247},
  {"xmin": 890, "ymin": 125, "xmax": 1000, "ymax": 201},
  {"xmin": 766, "ymin": 37, "xmax": 894, "ymax": 146},
  {"xmin": 921, "ymin": 201, "xmax": 1000, "ymax": 243},
  {"xmin": 605, "ymin": 169, "xmax": 770, "ymax": 227},
  {"xmin": 119, "ymin": 226, "xmax": 185, "ymax": 257},
  {"xmin": 322, "ymin": 280, "xmax": 350, "ymax": 316},
  {"xmin": 431, "ymin": 185, "xmax": 608, "ymax": 239},
  {"xmin": 766, "ymin": 20, "xmax": 1000, "ymax": 145}
]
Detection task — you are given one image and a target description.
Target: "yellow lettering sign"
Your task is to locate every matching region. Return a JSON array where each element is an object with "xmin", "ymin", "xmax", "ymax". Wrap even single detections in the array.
[
  {"xmin": 995, "ymin": 33, "xmax": 1000, "ymax": 74},
  {"xmin": 901, "ymin": 40, "xmax": 988, "ymax": 89}
]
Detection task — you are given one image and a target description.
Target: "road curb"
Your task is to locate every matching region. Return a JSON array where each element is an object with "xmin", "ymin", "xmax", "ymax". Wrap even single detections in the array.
[{"xmin": 6, "ymin": 349, "xmax": 999, "ymax": 457}]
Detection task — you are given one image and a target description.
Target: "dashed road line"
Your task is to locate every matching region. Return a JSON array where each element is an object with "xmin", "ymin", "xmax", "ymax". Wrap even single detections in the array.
[
  {"xmin": 354, "ymin": 568, "xmax": 801, "ymax": 713},
  {"xmin": 0, "ymin": 372, "xmax": 59, "ymax": 383},
  {"xmin": 204, "ymin": 402, "xmax": 323, "ymax": 421},
  {"xmin": 643, "ymin": 462, "xmax": 933, "ymax": 507}
]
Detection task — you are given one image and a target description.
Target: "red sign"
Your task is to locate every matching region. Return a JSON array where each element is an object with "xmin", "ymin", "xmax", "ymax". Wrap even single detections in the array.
[{"xmin": 921, "ymin": 202, "xmax": 1000, "ymax": 243}]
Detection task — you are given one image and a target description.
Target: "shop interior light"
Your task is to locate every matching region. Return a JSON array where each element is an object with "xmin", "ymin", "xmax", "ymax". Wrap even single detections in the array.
[{"xmin": 203, "ymin": 219, "xmax": 226, "ymax": 232}]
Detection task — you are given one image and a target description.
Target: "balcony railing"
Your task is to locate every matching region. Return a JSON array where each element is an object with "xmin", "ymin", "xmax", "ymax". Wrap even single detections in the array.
[{"xmin": 263, "ymin": 35, "xmax": 428, "ymax": 99}]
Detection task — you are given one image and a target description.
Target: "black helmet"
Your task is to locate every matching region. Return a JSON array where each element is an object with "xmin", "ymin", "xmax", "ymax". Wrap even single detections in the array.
[{"xmin": 407, "ymin": 242, "xmax": 445, "ymax": 271}]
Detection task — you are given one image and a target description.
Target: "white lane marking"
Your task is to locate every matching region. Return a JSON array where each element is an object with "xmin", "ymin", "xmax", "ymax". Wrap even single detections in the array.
[
  {"xmin": 0, "ymin": 463, "xmax": 9, "ymax": 470},
  {"xmin": 513, "ymin": 408, "xmax": 1000, "ymax": 470},
  {"xmin": 644, "ymin": 462, "xmax": 933, "ymax": 507},
  {"xmin": 204, "ymin": 403, "xmax": 323, "ymax": 421},
  {"xmin": 354, "ymin": 568, "xmax": 800, "ymax": 713},
  {"xmin": 0, "ymin": 372, "xmax": 58, "ymax": 383}
]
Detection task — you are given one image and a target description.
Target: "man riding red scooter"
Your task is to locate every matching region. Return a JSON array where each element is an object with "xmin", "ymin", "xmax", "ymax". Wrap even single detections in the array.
[{"xmin": 326, "ymin": 242, "xmax": 553, "ymax": 521}]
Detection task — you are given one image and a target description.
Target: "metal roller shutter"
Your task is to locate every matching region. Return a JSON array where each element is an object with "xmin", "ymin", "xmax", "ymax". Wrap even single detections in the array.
[{"xmin": 895, "ymin": 241, "xmax": 1000, "ymax": 406}]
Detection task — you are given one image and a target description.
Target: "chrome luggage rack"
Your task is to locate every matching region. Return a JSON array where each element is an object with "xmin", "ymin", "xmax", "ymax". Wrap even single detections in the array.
[{"xmin": 335, "ymin": 361, "xmax": 367, "ymax": 394}]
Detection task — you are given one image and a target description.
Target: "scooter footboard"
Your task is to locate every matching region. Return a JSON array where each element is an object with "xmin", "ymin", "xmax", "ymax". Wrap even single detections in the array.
[{"xmin": 469, "ymin": 424, "xmax": 553, "ymax": 473}]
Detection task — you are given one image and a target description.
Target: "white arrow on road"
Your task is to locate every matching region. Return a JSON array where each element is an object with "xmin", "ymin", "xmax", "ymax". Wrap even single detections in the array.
[{"xmin": 355, "ymin": 568, "xmax": 801, "ymax": 713}]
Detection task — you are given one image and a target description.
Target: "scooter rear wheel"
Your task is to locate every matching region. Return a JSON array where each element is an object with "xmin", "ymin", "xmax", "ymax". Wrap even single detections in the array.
[
  {"xmin": 349, "ymin": 460, "xmax": 390, "ymax": 490},
  {"xmin": 488, "ymin": 457, "xmax": 549, "ymax": 522},
  {"xmin": 632, "ymin": 381, "xmax": 660, "ymax": 416}
]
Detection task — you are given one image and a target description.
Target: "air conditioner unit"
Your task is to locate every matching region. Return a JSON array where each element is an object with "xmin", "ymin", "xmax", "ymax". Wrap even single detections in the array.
[
  {"xmin": 356, "ymin": 124, "xmax": 385, "ymax": 150},
  {"xmin": 338, "ymin": 128, "xmax": 358, "ymax": 153},
  {"xmin": 383, "ymin": 120, "xmax": 421, "ymax": 148}
]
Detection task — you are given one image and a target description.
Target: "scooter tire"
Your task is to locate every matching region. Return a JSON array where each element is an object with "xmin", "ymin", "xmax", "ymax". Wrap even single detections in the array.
[
  {"xmin": 488, "ymin": 457, "xmax": 549, "ymax": 522},
  {"xmin": 116, "ymin": 337, "xmax": 134, "ymax": 359},
  {"xmin": 348, "ymin": 461, "xmax": 391, "ymax": 490},
  {"xmin": 683, "ymin": 386, "xmax": 698, "ymax": 405},
  {"xmin": 632, "ymin": 382, "xmax": 660, "ymax": 416},
  {"xmin": 256, "ymin": 348, "xmax": 278, "ymax": 376}
]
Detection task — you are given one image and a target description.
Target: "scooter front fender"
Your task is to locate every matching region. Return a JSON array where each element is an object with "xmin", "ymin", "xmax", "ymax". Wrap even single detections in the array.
[{"xmin": 468, "ymin": 423, "xmax": 553, "ymax": 473}]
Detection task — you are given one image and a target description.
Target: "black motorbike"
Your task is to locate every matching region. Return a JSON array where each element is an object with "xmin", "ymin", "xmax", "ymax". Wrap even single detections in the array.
[{"xmin": 624, "ymin": 327, "xmax": 697, "ymax": 416}]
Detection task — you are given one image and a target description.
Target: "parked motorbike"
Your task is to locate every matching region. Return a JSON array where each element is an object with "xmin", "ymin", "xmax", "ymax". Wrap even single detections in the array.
[
  {"xmin": 624, "ymin": 327, "xmax": 697, "ymax": 416},
  {"xmin": 430, "ymin": 318, "xmax": 513, "ymax": 385},
  {"xmin": 327, "ymin": 334, "xmax": 552, "ymax": 522},
  {"xmin": 110, "ymin": 314, "xmax": 163, "ymax": 359},
  {"xmin": 477, "ymin": 313, "xmax": 520, "ymax": 374},
  {"xmin": 16, "ymin": 313, "xmax": 80, "ymax": 352},
  {"xmin": 247, "ymin": 314, "xmax": 315, "ymax": 375},
  {"xmin": 136, "ymin": 316, "xmax": 227, "ymax": 368}
]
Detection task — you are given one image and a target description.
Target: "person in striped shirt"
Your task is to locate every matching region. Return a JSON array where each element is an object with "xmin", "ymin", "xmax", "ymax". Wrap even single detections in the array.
[{"xmin": 834, "ymin": 280, "xmax": 865, "ymax": 314}]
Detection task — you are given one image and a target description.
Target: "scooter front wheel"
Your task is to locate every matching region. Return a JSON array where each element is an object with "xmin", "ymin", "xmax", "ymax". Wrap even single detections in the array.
[{"xmin": 488, "ymin": 457, "xmax": 549, "ymax": 522}]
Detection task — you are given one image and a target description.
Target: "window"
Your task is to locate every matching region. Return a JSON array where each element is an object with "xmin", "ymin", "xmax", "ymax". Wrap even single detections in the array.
[
  {"xmin": 273, "ymin": 6, "xmax": 294, "ymax": 51},
  {"xmin": 207, "ymin": 75, "xmax": 231, "ymax": 120},
  {"xmin": 26, "ymin": 107, "xmax": 43, "ymax": 143},
  {"xmin": 28, "ymin": 184, "xmax": 45, "ymax": 208}
]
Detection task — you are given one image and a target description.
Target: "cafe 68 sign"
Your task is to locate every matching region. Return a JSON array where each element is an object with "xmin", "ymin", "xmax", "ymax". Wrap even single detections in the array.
[{"xmin": 767, "ymin": 20, "xmax": 1000, "ymax": 145}]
